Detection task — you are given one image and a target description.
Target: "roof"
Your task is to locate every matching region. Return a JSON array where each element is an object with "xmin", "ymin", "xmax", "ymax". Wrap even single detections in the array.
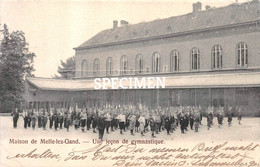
[
  {"xmin": 26, "ymin": 72, "xmax": 260, "ymax": 91},
  {"xmin": 76, "ymin": 0, "xmax": 260, "ymax": 50}
]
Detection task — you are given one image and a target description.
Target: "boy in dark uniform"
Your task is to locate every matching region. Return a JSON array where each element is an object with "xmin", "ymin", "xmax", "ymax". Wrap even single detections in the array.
[
  {"xmin": 92, "ymin": 111, "xmax": 98, "ymax": 133},
  {"xmin": 149, "ymin": 113, "xmax": 156, "ymax": 138},
  {"xmin": 97, "ymin": 112, "xmax": 106, "ymax": 141},
  {"xmin": 49, "ymin": 109, "xmax": 54, "ymax": 129},
  {"xmin": 42, "ymin": 110, "xmax": 48, "ymax": 130},
  {"xmin": 31, "ymin": 111, "xmax": 37, "ymax": 130},
  {"xmin": 27, "ymin": 110, "xmax": 32, "ymax": 128},
  {"xmin": 64, "ymin": 110, "xmax": 71, "ymax": 132},
  {"xmin": 194, "ymin": 111, "xmax": 200, "ymax": 132},
  {"xmin": 227, "ymin": 107, "xmax": 233, "ymax": 126},
  {"xmin": 22, "ymin": 109, "xmax": 28, "ymax": 129},
  {"xmin": 11, "ymin": 108, "xmax": 19, "ymax": 128},
  {"xmin": 59, "ymin": 110, "xmax": 64, "ymax": 129},
  {"xmin": 38, "ymin": 109, "xmax": 42, "ymax": 128},
  {"xmin": 180, "ymin": 112, "xmax": 186, "ymax": 134},
  {"xmin": 165, "ymin": 113, "xmax": 171, "ymax": 135},
  {"xmin": 190, "ymin": 110, "xmax": 194, "ymax": 130},
  {"xmin": 237, "ymin": 106, "xmax": 242, "ymax": 125},
  {"xmin": 53, "ymin": 110, "xmax": 59, "ymax": 131},
  {"xmin": 86, "ymin": 111, "xmax": 92, "ymax": 130}
]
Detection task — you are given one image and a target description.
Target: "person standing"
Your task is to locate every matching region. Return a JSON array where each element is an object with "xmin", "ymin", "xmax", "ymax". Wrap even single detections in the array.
[
  {"xmin": 165, "ymin": 113, "xmax": 171, "ymax": 135},
  {"xmin": 31, "ymin": 111, "xmax": 37, "ymax": 130},
  {"xmin": 135, "ymin": 113, "xmax": 140, "ymax": 133},
  {"xmin": 129, "ymin": 114, "xmax": 136, "ymax": 135},
  {"xmin": 59, "ymin": 109, "xmax": 64, "ymax": 129},
  {"xmin": 42, "ymin": 110, "xmax": 48, "ymax": 130},
  {"xmin": 227, "ymin": 106, "xmax": 233, "ymax": 126},
  {"xmin": 180, "ymin": 112, "xmax": 186, "ymax": 134},
  {"xmin": 22, "ymin": 109, "xmax": 28, "ymax": 129},
  {"xmin": 97, "ymin": 112, "xmax": 106, "ymax": 141},
  {"xmin": 92, "ymin": 111, "xmax": 98, "ymax": 133},
  {"xmin": 27, "ymin": 109, "xmax": 32, "ymax": 128},
  {"xmin": 217, "ymin": 107, "xmax": 221, "ymax": 128},
  {"xmin": 53, "ymin": 110, "xmax": 59, "ymax": 131},
  {"xmin": 144, "ymin": 112, "xmax": 150, "ymax": 133},
  {"xmin": 80, "ymin": 110, "xmax": 87, "ymax": 132},
  {"xmin": 11, "ymin": 108, "xmax": 19, "ymax": 128},
  {"xmin": 190, "ymin": 109, "xmax": 195, "ymax": 130},
  {"xmin": 38, "ymin": 109, "xmax": 42, "ymax": 128},
  {"xmin": 104, "ymin": 112, "xmax": 111, "ymax": 134},
  {"xmin": 49, "ymin": 108, "xmax": 54, "ymax": 129},
  {"xmin": 206, "ymin": 111, "xmax": 212, "ymax": 130},
  {"xmin": 117, "ymin": 111, "xmax": 125, "ymax": 135},
  {"xmin": 138, "ymin": 113, "xmax": 145, "ymax": 136},
  {"xmin": 86, "ymin": 111, "xmax": 92, "ymax": 130},
  {"xmin": 155, "ymin": 112, "xmax": 161, "ymax": 134},
  {"xmin": 194, "ymin": 111, "xmax": 200, "ymax": 132},
  {"xmin": 149, "ymin": 113, "xmax": 156, "ymax": 138},
  {"xmin": 110, "ymin": 111, "xmax": 117, "ymax": 131},
  {"xmin": 64, "ymin": 111, "xmax": 71, "ymax": 132},
  {"xmin": 237, "ymin": 106, "xmax": 242, "ymax": 125}
]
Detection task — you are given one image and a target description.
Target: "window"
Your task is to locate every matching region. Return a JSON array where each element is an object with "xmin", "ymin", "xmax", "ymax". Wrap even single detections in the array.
[
  {"xmin": 191, "ymin": 48, "xmax": 200, "ymax": 70},
  {"xmin": 146, "ymin": 67, "xmax": 149, "ymax": 73},
  {"xmin": 237, "ymin": 42, "xmax": 248, "ymax": 67},
  {"xmin": 163, "ymin": 65, "xmax": 168, "ymax": 72},
  {"xmin": 106, "ymin": 57, "xmax": 113, "ymax": 76},
  {"xmin": 93, "ymin": 58, "xmax": 100, "ymax": 76},
  {"xmin": 212, "ymin": 45, "xmax": 223, "ymax": 69},
  {"xmin": 135, "ymin": 54, "xmax": 143, "ymax": 74},
  {"xmin": 120, "ymin": 55, "xmax": 128, "ymax": 74},
  {"xmin": 152, "ymin": 52, "xmax": 160, "ymax": 73},
  {"xmin": 81, "ymin": 59, "xmax": 87, "ymax": 77},
  {"xmin": 170, "ymin": 50, "xmax": 179, "ymax": 72},
  {"xmin": 171, "ymin": 91, "xmax": 180, "ymax": 106}
]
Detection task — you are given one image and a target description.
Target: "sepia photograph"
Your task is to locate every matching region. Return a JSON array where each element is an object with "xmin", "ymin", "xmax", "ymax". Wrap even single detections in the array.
[{"xmin": 0, "ymin": 0, "xmax": 260, "ymax": 166}]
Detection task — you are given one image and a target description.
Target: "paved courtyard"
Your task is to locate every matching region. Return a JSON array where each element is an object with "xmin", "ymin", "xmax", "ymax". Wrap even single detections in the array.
[
  {"xmin": 0, "ymin": 116, "xmax": 259, "ymax": 167},
  {"xmin": 1, "ymin": 116, "xmax": 259, "ymax": 142}
]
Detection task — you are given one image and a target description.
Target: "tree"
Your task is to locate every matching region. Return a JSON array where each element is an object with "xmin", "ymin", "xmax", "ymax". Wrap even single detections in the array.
[
  {"xmin": 0, "ymin": 24, "xmax": 35, "ymax": 112},
  {"xmin": 53, "ymin": 56, "xmax": 75, "ymax": 79}
]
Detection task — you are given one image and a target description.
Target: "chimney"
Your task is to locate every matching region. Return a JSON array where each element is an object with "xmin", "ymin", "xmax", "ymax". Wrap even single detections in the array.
[
  {"xmin": 193, "ymin": 2, "xmax": 202, "ymax": 13},
  {"xmin": 113, "ymin": 20, "xmax": 118, "ymax": 29},
  {"xmin": 120, "ymin": 20, "xmax": 129, "ymax": 26},
  {"xmin": 205, "ymin": 5, "xmax": 211, "ymax": 10}
]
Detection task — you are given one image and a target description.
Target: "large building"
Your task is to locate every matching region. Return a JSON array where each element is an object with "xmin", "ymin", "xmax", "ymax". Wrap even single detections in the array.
[{"xmin": 25, "ymin": 0, "xmax": 260, "ymax": 116}]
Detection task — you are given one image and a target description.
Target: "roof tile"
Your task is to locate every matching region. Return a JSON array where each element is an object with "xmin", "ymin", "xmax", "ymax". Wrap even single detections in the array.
[{"xmin": 76, "ymin": 1, "xmax": 260, "ymax": 49}]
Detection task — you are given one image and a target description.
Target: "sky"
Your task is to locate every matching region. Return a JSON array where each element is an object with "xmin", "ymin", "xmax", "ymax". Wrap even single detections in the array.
[{"xmin": 0, "ymin": 0, "xmax": 247, "ymax": 78}]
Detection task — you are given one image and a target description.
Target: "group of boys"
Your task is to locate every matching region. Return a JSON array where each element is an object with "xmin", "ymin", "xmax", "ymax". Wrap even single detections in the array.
[{"xmin": 11, "ymin": 104, "xmax": 242, "ymax": 140}]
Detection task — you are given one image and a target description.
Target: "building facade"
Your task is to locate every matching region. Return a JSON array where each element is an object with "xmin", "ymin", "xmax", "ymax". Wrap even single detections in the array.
[{"xmin": 25, "ymin": 1, "xmax": 260, "ymax": 116}]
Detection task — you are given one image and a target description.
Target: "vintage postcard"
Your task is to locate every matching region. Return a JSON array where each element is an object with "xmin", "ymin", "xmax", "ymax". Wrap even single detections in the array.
[{"xmin": 0, "ymin": 0, "xmax": 259, "ymax": 167}]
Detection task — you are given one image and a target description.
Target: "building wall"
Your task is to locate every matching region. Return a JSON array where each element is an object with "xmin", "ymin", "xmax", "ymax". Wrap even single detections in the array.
[
  {"xmin": 84, "ymin": 88, "xmax": 260, "ymax": 116},
  {"xmin": 75, "ymin": 24, "xmax": 260, "ymax": 78},
  {"xmin": 24, "ymin": 82, "xmax": 84, "ymax": 108}
]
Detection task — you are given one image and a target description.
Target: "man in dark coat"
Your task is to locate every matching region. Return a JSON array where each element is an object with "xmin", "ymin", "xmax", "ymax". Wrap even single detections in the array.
[
  {"xmin": 11, "ymin": 108, "xmax": 19, "ymax": 128},
  {"xmin": 97, "ymin": 112, "xmax": 106, "ymax": 141}
]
